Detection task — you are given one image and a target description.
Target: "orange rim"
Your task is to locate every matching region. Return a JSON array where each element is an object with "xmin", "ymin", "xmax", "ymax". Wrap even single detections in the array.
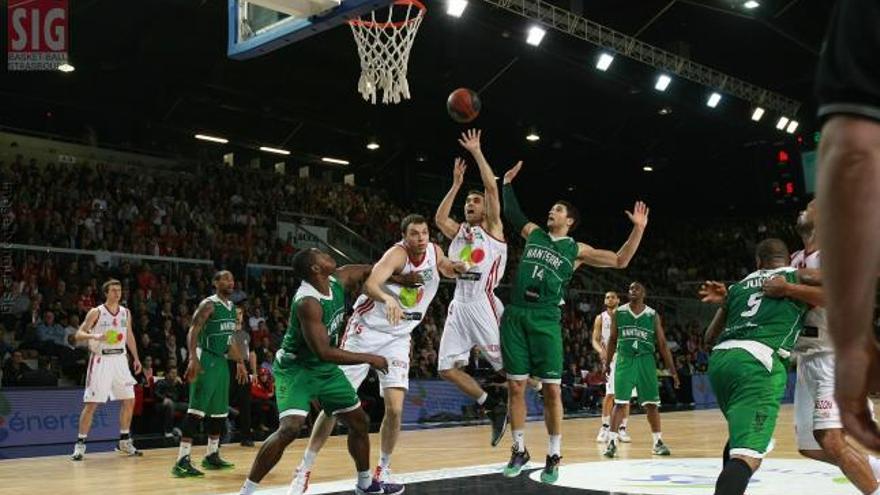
[{"xmin": 348, "ymin": 0, "xmax": 426, "ymax": 29}]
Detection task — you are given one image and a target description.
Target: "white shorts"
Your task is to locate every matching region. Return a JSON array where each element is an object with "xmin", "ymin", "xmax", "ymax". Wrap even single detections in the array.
[
  {"xmin": 340, "ymin": 321, "xmax": 411, "ymax": 397},
  {"xmin": 438, "ymin": 297, "xmax": 504, "ymax": 372},
  {"xmin": 83, "ymin": 353, "xmax": 136, "ymax": 403},
  {"xmin": 605, "ymin": 355, "xmax": 617, "ymax": 395},
  {"xmin": 794, "ymin": 352, "xmax": 841, "ymax": 450}
]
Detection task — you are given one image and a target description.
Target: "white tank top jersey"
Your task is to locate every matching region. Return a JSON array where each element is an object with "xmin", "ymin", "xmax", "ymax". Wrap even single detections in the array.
[
  {"xmin": 600, "ymin": 310, "xmax": 613, "ymax": 347},
  {"xmin": 89, "ymin": 304, "xmax": 129, "ymax": 355},
  {"xmin": 350, "ymin": 242, "xmax": 441, "ymax": 336},
  {"xmin": 790, "ymin": 249, "xmax": 832, "ymax": 355},
  {"xmin": 448, "ymin": 223, "xmax": 507, "ymax": 302}
]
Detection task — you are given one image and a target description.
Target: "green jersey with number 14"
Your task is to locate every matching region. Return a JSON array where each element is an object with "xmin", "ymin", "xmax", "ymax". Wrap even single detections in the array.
[
  {"xmin": 719, "ymin": 267, "xmax": 808, "ymax": 357},
  {"xmin": 511, "ymin": 229, "xmax": 578, "ymax": 307}
]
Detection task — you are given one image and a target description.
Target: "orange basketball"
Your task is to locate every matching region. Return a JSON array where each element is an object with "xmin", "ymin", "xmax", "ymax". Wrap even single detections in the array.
[{"xmin": 446, "ymin": 88, "xmax": 481, "ymax": 123}]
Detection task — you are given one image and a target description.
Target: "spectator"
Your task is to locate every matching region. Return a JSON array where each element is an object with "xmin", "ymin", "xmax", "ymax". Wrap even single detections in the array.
[
  {"xmin": 250, "ymin": 367, "xmax": 277, "ymax": 433},
  {"xmin": 154, "ymin": 367, "xmax": 187, "ymax": 439},
  {"xmin": 2, "ymin": 350, "xmax": 32, "ymax": 387},
  {"xmin": 20, "ymin": 355, "xmax": 58, "ymax": 387}
]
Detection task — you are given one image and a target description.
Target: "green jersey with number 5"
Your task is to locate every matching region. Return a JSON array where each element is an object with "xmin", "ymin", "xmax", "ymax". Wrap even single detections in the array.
[
  {"xmin": 719, "ymin": 267, "xmax": 808, "ymax": 355},
  {"xmin": 511, "ymin": 229, "xmax": 578, "ymax": 307}
]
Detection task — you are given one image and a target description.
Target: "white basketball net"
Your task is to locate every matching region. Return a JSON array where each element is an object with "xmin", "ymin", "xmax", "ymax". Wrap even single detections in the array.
[{"xmin": 348, "ymin": 1, "xmax": 425, "ymax": 105}]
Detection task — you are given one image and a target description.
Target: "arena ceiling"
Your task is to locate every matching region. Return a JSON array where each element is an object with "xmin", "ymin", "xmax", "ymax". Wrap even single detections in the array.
[{"xmin": 0, "ymin": 0, "xmax": 832, "ymax": 214}]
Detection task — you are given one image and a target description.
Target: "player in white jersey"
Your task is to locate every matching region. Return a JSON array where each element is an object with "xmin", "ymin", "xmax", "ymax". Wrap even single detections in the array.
[
  {"xmin": 591, "ymin": 291, "xmax": 632, "ymax": 443},
  {"xmin": 763, "ymin": 199, "xmax": 880, "ymax": 494},
  {"xmin": 289, "ymin": 214, "xmax": 466, "ymax": 492},
  {"xmin": 70, "ymin": 279, "xmax": 143, "ymax": 461},
  {"xmin": 434, "ymin": 129, "xmax": 510, "ymax": 446}
]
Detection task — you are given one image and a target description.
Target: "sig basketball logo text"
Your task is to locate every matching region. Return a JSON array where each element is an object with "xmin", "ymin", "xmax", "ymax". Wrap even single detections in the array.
[{"xmin": 7, "ymin": 0, "xmax": 69, "ymax": 71}]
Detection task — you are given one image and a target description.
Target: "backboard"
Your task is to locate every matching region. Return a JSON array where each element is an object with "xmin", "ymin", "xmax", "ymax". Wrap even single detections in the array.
[{"xmin": 227, "ymin": 0, "xmax": 394, "ymax": 60}]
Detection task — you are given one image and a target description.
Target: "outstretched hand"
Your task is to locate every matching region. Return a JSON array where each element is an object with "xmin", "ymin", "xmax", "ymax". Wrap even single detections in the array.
[
  {"xmin": 625, "ymin": 201, "xmax": 650, "ymax": 229},
  {"xmin": 503, "ymin": 161, "xmax": 523, "ymax": 184},
  {"xmin": 458, "ymin": 129, "xmax": 482, "ymax": 154},
  {"xmin": 452, "ymin": 157, "xmax": 467, "ymax": 187},
  {"xmin": 699, "ymin": 281, "xmax": 728, "ymax": 304}
]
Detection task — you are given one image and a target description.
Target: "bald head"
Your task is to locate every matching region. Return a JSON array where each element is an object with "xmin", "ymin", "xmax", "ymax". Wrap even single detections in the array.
[{"xmin": 755, "ymin": 238, "xmax": 790, "ymax": 269}]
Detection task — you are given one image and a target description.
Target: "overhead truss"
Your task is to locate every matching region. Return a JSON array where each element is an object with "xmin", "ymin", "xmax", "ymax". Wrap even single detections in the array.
[{"xmin": 481, "ymin": 0, "xmax": 802, "ymax": 116}]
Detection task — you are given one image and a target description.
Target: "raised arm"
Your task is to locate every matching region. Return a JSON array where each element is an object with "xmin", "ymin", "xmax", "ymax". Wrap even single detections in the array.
[
  {"xmin": 704, "ymin": 306, "xmax": 728, "ymax": 345},
  {"xmin": 576, "ymin": 201, "xmax": 649, "ymax": 269},
  {"xmin": 502, "ymin": 162, "xmax": 540, "ymax": 239},
  {"xmin": 591, "ymin": 314, "xmax": 607, "ymax": 364},
  {"xmin": 298, "ymin": 298, "xmax": 388, "ymax": 372},
  {"xmin": 459, "ymin": 129, "xmax": 503, "ymax": 239},
  {"xmin": 364, "ymin": 246, "xmax": 408, "ymax": 325},
  {"xmin": 434, "ymin": 158, "xmax": 466, "ymax": 240},
  {"xmin": 654, "ymin": 314, "xmax": 679, "ymax": 388},
  {"xmin": 185, "ymin": 299, "xmax": 214, "ymax": 382}
]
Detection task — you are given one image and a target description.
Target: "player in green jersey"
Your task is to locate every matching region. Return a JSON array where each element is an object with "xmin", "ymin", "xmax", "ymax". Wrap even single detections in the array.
[
  {"xmin": 700, "ymin": 238, "xmax": 819, "ymax": 495},
  {"xmin": 172, "ymin": 270, "xmax": 249, "ymax": 477},
  {"xmin": 238, "ymin": 248, "xmax": 404, "ymax": 495},
  {"xmin": 500, "ymin": 161, "xmax": 649, "ymax": 483},
  {"xmin": 604, "ymin": 282, "xmax": 679, "ymax": 458}
]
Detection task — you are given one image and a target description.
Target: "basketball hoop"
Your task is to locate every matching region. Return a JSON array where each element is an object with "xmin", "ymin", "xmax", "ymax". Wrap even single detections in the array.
[{"xmin": 348, "ymin": 0, "xmax": 426, "ymax": 104}]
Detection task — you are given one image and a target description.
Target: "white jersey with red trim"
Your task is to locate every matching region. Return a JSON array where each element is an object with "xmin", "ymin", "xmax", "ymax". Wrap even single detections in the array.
[
  {"xmin": 88, "ymin": 304, "xmax": 129, "ymax": 355},
  {"xmin": 448, "ymin": 223, "xmax": 507, "ymax": 303},
  {"xmin": 600, "ymin": 310, "xmax": 613, "ymax": 347},
  {"xmin": 348, "ymin": 242, "xmax": 442, "ymax": 337},
  {"xmin": 790, "ymin": 249, "xmax": 831, "ymax": 356}
]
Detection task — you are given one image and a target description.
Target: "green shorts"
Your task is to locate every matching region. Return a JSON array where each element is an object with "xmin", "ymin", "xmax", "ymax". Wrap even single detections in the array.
[
  {"xmin": 708, "ymin": 348, "xmax": 788, "ymax": 459},
  {"xmin": 500, "ymin": 305, "xmax": 563, "ymax": 383},
  {"xmin": 614, "ymin": 353, "xmax": 659, "ymax": 405},
  {"xmin": 188, "ymin": 350, "xmax": 230, "ymax": 418},
  {"xmin": 273, "ymin": 360, "xmax": 360, "ymax": 418}
]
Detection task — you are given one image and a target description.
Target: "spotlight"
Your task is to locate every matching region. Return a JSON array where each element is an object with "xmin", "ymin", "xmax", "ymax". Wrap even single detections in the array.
[
  {"xmin": 786, "ymin": 121, "xmax": 799, "ymax": 134},
  {"xmin": 776, "ymin": 117, "xmax": 790, "ymax": 130},
  {"xmin": 259, "ymin": 146, "xmax": 290, "ymax": 155},
  {"xmin": 655, "ymin": 74, "xmax": 671, "ymax": 92},
  {"xmin": 526, "ymin": 133, "xmax": 540, "ymax": 142},
  {"xmin": 707, "ymin": 92, "xmax": 722, "ymax": 108},
  {"xmin": 526, "ymin": 26, "xmax": 546, "ymax": 46},
  {"xmin": 322, "ymin": 157, "xmax": 350, "ymax": 165},
  {"xmin": 744, "ymin": 1, "xmax": 760, "ymax": 9},
  {"xmin": 195, "ymin": 134, "xmax": 228, "ymax": 144},
  {"xmin": 596, "ymin": 53, "xmax": 615, "ymax": 71},
  {"xmin": 57, "ymin": 63, "xmax": 75, "ymax": 73},
  {"xmin": 751, "ymin": 107, "xmax": 765, "ymax": 122},
  {"xmin": 446, "ymin": 0, "xmax": 467, "ymax": 17},
  {"xmin": 366, "ymin": 141, "xmax": 380, "ymax": 150}
]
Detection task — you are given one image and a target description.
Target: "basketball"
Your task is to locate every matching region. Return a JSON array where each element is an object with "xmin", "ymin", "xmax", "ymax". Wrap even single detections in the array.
[{"xmin": 446, "ymin": 88, "xmax": 481, "ymax": 123}]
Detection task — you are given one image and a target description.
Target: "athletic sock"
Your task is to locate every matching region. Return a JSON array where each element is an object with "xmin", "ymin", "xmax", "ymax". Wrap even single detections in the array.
[
  {"xmin": 621, "ymin": 417, "xmax": 629, "ymax": 429},
  {"xmin": 240, "ymin": 479, "xmax": 258, "ymax": 495},
  {"xmin": 601, "ymin": 416, "xmax": 610, "ymax": 429},
  {"xmin": 512, "ymin": 430, "xmax": 526, "ymax": 453},
  {"xmin": 652, "ymin": 432, "xmax": 662, "ymax": 445},
  {"xmin": 207, "ymin": 436, "xmax": 220, "ymax": 456},
  {"xmin": 120, "ymin": 430, "xmax": 130, "ymax": 441},
  {"xmin": 477, "ymin": 392, "xmax": 488, "ymax": 406},
  {"xmin": 357, "ymin": 471, "xmax": 373, "ymax": 490},
  {"xmin": 300, "ymin": 449, "xmax": 318, "ymax": 470},
  {"xmin": 178, "ymin": 441, "xmax": 192, "ymax": 462},
  {"xmin": 379, "ymin": 452, "xmax": 391, "ymax": 471},
  {"xmin": 715, "ymin": 458, "xmax": 752, "ymax": 495},
  {"xmin": 869, "ymin": 455, "xmax": 880, "ymax": 480},
  {"xmin": 77, "ymin": 434, "xmax": 87, "ymax": 444},
  {"xmin": 548, "ymin": 435, "xmax": 561, "ymax": 457}
]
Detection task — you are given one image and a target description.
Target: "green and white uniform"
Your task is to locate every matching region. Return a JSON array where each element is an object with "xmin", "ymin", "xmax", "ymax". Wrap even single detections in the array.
[
  {"xmin": 501, "ymin": 229, "xmax": 578, "ymax": 383},
  {"xmin": 708, "ymin": 267, "xmax": 807, "ymax": 458},
  {"xmin": 613, "ymin": 303, "xmax": 660, "ymax": 406},
  {"xmin": 274, "ymin": 276, "xmax": 361, "ymax": 418},
  {"xmin": 188, "ymin": 295, "xmax": 236, "ymax": 417}
]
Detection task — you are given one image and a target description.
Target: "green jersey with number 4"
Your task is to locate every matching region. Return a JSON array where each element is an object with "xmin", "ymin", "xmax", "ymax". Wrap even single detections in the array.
[
  {"xmin": 199, "ymin": 295, "xmax": 236, "ymax": 356},
  {"xmin": 615, "ymin": 303, "xmax": 657, "ymax": 357},
  {"xmin": 511, "ymin": 229, "xmax": 578, "ymax": 307},
  {"xmin": 719, "ymin": 267, "xmax": 808, "ymax": 356}
]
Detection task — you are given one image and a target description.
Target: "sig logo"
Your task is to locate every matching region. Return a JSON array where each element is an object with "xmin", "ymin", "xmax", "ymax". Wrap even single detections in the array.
[{"xmin": 7, "ymin": 0, "xmax": 69, "ymax": 71}]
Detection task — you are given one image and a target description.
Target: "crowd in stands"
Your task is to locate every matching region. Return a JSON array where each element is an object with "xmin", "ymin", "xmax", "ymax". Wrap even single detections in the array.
[{"xmin": 0, "ymin": 152, "xmax": 814, "ymax": 429}]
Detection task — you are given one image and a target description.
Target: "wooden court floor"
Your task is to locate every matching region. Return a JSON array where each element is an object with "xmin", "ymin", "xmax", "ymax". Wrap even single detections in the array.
[{"xmin": 0, "ymin": 405, "xmax": 831, "ymax": 495}]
